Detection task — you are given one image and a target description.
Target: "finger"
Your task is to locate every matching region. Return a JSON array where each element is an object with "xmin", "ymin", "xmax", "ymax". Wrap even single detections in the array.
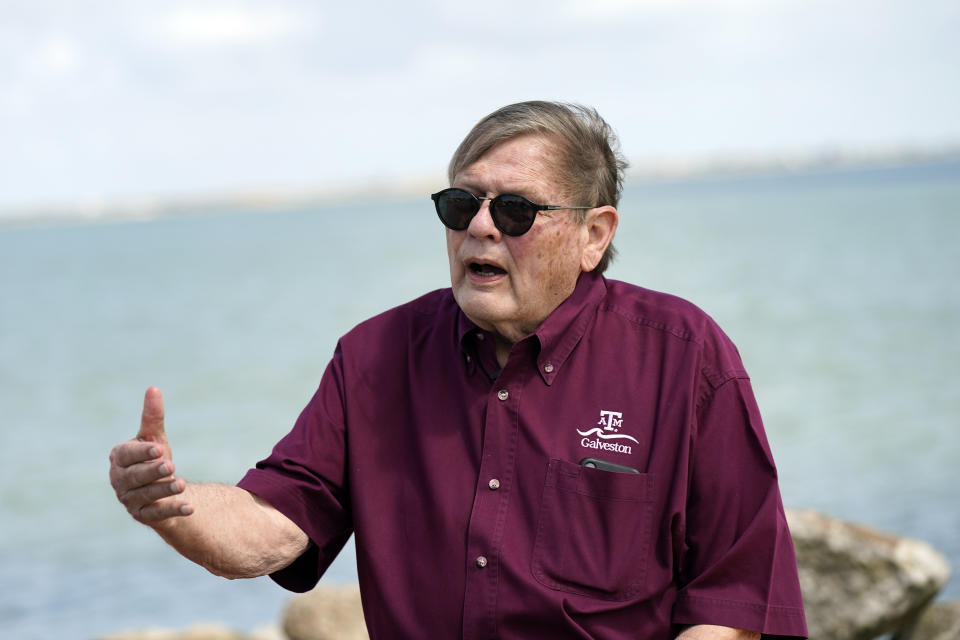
[
  {"xmin": 110, "ymin": 440, "xmax": 162, "ymax": 469},
  {"xmin": 135, "ymin": 495, "xmax": 195, "ymax": 523},
  {"xmin": 117, "ymin": 477, "xmax": 185, "ymax": 514},
  {"xmin": 137, "ymin": 386, "xmax": 167, "ymax": 444},
  {"xmin": 110, "ymin": 457, "xmax": 176, "ymax": 494}
]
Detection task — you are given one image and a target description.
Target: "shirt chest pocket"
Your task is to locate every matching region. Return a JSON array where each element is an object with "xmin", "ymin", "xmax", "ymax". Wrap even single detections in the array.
[{"xmin": 532, "ymin": 459, "xmax": 655, "ymax": 601}]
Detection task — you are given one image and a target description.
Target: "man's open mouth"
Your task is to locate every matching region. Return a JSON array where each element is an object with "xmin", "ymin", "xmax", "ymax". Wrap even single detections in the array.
[{"xmin": 469, "ymin": 261, "xmax": 507, "ymax": 277}]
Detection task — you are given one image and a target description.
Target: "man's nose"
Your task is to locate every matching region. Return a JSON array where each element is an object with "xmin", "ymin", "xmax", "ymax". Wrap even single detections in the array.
[{"xmin": 467, "ymin": 199, "xmax": 501, "ymax": 240}]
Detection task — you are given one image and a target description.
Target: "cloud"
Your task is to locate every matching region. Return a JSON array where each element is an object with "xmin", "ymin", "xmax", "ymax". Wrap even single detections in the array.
[
  {"xmin": 558, "ymin": 0, "xmax": 791, "ymax": 23},
  {"xmin": 28, "ymin": 36, "xmax": 81, "ymax": 75},
  {"xmin": 155, "ymin": 6, "xmax": 308, "ymax": 47},
  {"xmin": 1, "ymin": 0, "xmax": 958, "ymax": 210}
]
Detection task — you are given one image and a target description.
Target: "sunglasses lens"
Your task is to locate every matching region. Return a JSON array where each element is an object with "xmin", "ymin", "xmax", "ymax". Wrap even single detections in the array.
[
  {"xmin": 435, "ymin": 189, "xmax": 478, "ymax": 230},
  {"xmin": 491, "ymin": 195, "xmax": 537, "ymax": 236},
  {"xmin": 433, "ymin": 189, "xmax": 538, "ymax": 236}
]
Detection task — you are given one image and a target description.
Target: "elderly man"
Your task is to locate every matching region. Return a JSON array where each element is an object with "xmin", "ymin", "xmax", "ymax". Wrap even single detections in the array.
[{"xmin": 110, "ymin": 101, "xmax": 807, "ymax": 639}]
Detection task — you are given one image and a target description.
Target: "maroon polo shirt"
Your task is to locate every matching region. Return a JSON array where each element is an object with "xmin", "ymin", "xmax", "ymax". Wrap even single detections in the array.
[{"xmin": 238, "ymin": 271, "xmax": 807, "ymax": 639}]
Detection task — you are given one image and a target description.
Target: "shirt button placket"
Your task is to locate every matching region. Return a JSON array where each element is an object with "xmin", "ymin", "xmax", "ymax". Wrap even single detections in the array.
[{"xmin": 463, "ymin": 382, "xmax": 512, "ymax": 637}]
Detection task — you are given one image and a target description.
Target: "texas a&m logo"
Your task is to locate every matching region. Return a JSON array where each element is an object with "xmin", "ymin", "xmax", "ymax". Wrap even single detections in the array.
[{"xmin": 577, "ymin": 409, "xmax": 638, "ymax": 454}]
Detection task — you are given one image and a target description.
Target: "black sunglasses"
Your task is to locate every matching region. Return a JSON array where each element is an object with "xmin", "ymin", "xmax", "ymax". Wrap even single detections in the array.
[{"xmin": 431, "ymin": 188, "xmax": 593, "ymax": 237}]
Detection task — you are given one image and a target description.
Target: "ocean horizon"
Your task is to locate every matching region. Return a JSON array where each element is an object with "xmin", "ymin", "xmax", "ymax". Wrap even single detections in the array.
[{"xmin": 3, "ymin": 146, "xmax": 958, "ymax": 227}]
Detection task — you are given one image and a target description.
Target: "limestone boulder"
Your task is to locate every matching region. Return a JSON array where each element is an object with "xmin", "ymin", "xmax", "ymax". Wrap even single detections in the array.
[
  {"xmin": 895, "ymin": 599, "xmax": 960, "ymax": 640},
  {"xmin": 788, "ymin": 508, "xmax": 951, "ymax": 640},
  {"xmin": 282, "ymin": 583, "xmax": 368, "ymax": 640},
  {"xmin": 96, "ymin": 622, "xmax": 282, "ymax": 640}
]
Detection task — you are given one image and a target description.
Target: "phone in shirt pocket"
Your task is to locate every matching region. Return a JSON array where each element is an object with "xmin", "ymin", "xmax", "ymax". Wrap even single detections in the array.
[{"xmin": 532, "ymin": 458, "xmax": 655, "ymax": 601}]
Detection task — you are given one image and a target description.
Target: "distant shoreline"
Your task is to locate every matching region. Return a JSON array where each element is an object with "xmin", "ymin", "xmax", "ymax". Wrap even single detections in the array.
[
  {"xmin": 3, "ymin": 145, "xmax": 958, "ymax": 228},
  {"xmin": 626, "ymin": 145, "xmax": 960, "ymax": 183}
]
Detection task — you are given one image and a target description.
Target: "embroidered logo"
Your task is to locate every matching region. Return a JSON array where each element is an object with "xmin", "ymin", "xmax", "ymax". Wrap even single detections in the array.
[{"xmin": 577, "ymin": 409, "xmax": 638, "ymax": 454}]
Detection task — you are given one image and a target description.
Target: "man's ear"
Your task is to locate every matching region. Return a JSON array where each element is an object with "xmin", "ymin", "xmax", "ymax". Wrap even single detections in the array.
[{"xmin": 580, "ymin": 206, "xmax": 618, "ymax": 272}]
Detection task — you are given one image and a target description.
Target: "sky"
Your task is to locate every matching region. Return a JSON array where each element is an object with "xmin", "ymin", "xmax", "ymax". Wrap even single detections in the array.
[{"xmin": 2, "ymin": 0, "xmax": 958, "ymax": 211}]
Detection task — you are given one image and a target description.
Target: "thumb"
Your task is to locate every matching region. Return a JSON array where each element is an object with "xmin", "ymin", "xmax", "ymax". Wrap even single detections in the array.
[{"xmin": 138, "ymin": 386, "xmax": 168, "ymax": 444}]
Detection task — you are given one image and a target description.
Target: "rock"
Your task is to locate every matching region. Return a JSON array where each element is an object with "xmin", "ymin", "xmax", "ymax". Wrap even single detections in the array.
[
  {"xmin": 249, "ymin": 625, "xmax": 286, "ymax": 640},
  {"xmin": 895, "ymin": 599, "xmax": 960, "ymax": 640},
  {"xmin": 96, "ymin": 623, "xmax": 283, "ymax": 640},
  {"xmin": 787, "ymin": 508, "xmax": 952, "ymax": 640},
  {"xmin": 283, "ymin": 584, "xmax": 368, "ymax": 640},
  {"xmin": 96, "ymin": 622, "xmax": 252, "ymax": 640}
]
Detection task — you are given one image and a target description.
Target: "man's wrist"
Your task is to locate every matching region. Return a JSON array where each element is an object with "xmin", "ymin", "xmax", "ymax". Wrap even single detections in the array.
[{"xmin": 676, "ymin": 624, "xmax": 761, "ymax": 640}]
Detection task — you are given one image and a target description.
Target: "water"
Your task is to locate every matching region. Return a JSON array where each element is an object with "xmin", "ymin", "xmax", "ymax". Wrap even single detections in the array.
[{"xmin": 1, "ymin": 160, "xmax": 958, "ymax": 638}]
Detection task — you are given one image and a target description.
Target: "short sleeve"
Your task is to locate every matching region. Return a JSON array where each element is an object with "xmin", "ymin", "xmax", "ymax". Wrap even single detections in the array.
[
  {"xmin": 673, "ymin": 375, "xmax": 808, "ymax": 638},
  {"xmin": 237, "ymin": 344, "xmax": 353, "ymax": 592}
]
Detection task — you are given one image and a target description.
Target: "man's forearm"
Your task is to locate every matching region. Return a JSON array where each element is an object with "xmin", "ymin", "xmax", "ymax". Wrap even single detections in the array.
[
  {"xmin": 676, "ymin": 625, "xmax": 761, "ymax": 640},
  {"xmin": 151, "ymin": 482, "xmax": 310, "ymax": 579}
]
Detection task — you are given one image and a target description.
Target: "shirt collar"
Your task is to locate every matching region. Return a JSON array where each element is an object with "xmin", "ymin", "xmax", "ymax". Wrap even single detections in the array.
[
  {"xmin": 456, "ymin": 302, "xmax": 486, "ymax": 378},
  {"xmin": 531, "ymin": 270, "xmax": 606, "ymax": 385},
  {"xmin": 455, "ymin": 271, "xmax": 607, "ymax": 385},
  {"xmin": 456, "ymin": 304, "xmax": 478, "ymax": 346}
]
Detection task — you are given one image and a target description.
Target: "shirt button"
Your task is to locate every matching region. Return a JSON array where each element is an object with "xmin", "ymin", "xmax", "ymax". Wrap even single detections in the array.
[
  {"xmin": 497, "ymin": 389, "xmax": 509, "ymax": 401},
  {"xmin": 543, "ymin": 362, "xmax": 554, "ymax": 373},
  {"xmin": 488, "ymin": 478, "xmax": 501, "ymax": 491},
  {"xmin": 476, "ymin": 555, "xmax": 488, "ymax": 568},
  {"xmin": 465, "ymin": 354, "xmax": 472, "ymax": 363},
  {"xmin": 476, "ymin": 332, "xmax": 485, "ymax": 341}
]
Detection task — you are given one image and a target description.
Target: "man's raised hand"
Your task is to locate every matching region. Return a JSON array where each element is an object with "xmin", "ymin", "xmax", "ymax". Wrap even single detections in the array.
[{"xmin": 109, "ymin": 386, "xmax": 194, "ymax": 524}]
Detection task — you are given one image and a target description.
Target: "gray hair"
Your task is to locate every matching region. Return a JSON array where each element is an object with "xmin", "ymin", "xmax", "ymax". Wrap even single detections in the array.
[{"xmin": 448, "ymin": 101, "xmax": 628, "ymax": 274}]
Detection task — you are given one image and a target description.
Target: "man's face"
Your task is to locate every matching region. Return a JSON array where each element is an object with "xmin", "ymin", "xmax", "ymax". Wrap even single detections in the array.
[{"xmin": 446, "ymin": 134, "xmax": 592, "ymax": 346}]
